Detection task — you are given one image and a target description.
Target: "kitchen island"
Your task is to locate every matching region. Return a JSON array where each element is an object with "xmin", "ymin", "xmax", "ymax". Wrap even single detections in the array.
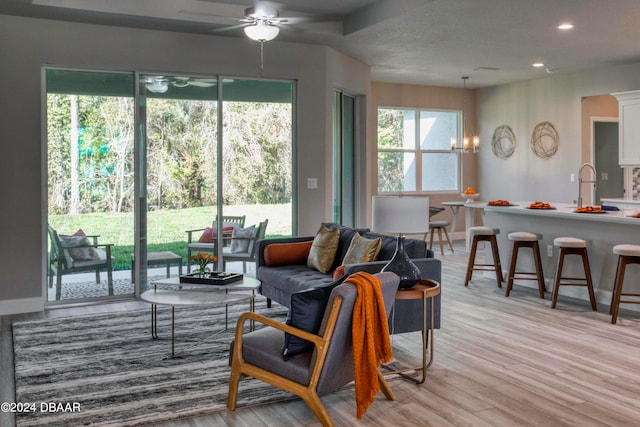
[
  {"xmin": 601, "ymin": 198, "xmax": 640, "ymax": 210},
  {"xmin": 476, "ymin": 201, "xmax": 640, "ymax": 312}
]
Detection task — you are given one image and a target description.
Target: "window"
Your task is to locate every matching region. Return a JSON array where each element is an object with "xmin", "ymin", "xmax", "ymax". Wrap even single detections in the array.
[
  {"xmin": 46, "ymin": 68, "xmax": 294, "ymax": 304},
  {"xmin": 377, "ymin": 108, "xmax": 459, "ymax": 193}
]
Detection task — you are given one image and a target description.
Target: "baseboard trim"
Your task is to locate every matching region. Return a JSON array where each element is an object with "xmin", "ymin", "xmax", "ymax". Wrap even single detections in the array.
[
  {"xmin": 0, "ymin": 297, "xmax": 44, "ymax": 315},
  {"xmin": 490, "ymin": 273, "xmax": 640, "ymax": 313}
]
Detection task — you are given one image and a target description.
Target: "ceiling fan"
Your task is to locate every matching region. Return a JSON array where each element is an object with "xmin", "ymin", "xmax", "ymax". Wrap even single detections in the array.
[
  {"xmin": 142, "ymin": 76, "xmax": 218, "ymax": 93},
  {"xmin": 212, "ymin": 1, "xmax": 337, "ymax": 42}
]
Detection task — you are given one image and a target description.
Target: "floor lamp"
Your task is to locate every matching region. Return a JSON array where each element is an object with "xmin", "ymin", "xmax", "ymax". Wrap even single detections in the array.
[{"xmin": 372, "ymin": 195, "xmax": 430, "ymax": 289}]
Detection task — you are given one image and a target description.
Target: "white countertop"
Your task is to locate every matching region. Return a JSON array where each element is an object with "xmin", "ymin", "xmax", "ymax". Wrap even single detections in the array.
[{"xmin": 477, "ymin": 201, "xmax": 640, "ymax": 225}]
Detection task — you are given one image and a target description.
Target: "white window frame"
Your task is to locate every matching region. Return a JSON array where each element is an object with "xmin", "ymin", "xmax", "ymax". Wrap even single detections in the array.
[{"xmin": 376, "ymin": 106, "xmax": 461, "ymax": 194}]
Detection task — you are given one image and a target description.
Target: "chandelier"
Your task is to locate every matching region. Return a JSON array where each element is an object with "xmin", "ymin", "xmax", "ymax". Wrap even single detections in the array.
[{"xmin": 451, "ymin": 76, "xmax": 479, "ymax": 153}]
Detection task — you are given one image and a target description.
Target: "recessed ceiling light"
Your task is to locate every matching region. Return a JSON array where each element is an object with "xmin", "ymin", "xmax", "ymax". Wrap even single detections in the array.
[
  {"xmin": 532, "ymin": 62, "xmax": 545, "ymax": 68},
  {"xmin": 557, "ymin": 23, "xmax": 575, "ymax": 30}
]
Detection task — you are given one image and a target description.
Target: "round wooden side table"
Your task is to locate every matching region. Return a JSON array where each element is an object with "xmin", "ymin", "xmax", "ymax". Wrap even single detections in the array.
[{"xmin": 385, "ymin": 278, "xmax": 441, "ymax": 384}]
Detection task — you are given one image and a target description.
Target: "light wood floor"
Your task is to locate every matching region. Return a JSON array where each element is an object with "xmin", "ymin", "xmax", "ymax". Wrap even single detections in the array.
[{"xmin": 3, "ymin": 241, "xmax": 640, "ymax": 427}]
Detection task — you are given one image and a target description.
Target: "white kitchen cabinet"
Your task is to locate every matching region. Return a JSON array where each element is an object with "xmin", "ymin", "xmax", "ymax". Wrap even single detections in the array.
[{"xmin": 613, "ymin": 90, "xmax": 640, "ymax": 166}]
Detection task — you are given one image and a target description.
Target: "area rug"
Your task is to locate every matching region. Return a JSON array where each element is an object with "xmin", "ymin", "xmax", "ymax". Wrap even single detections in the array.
[
  {"xmin": 12, "ymin": 300, "xmax": 291, "ymax": 426},
  {"xmin": 48, "ymin": 277, "xmax": 136, "ymax": 301}
]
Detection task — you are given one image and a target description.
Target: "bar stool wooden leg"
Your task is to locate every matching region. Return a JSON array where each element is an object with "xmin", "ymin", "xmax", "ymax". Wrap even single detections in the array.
[
  {"xmin": 488, "ymin": 235, "xmax": 502, "ymax": 287},
  {"xmin": 532, "ymin": 241, "xmax": 546, "ymax": 298},
  {"xmin": 609, "ymin": 256, "xmax": 622, "ymax": 315},
  {"xmin": 506, "ymin": 239, "xmax": 545, "ymax": 299},
  {"xmin": 551, "ymin": 248, "xmax": 566, "ymax": 309},
  {"xmin": 505, "ymin": 241, "xmax": 523, "ymax": 297},
  {"xmin": 465, "ymin": 227, "xmax": 502, "ymax": 289},
  {"xmin": 611, "ymin": 256, "xmax": 628, "ymax": 324},
  {"xmin": 465, "ymin": 236, "xmax": 480, "ymax": 286},
  {"xmin": 581, "ymin": 249, "xmax": 597, "ymax": 310}
]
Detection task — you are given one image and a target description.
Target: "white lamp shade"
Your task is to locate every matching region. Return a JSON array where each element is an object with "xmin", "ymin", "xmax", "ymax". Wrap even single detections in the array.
[
  {"xmin": 372, "ymin": 195, "xmax": 430, "ymax": 234},
  {"xmin": 244, "ymin": 23, "xmax": 279, "ymax": 41}
]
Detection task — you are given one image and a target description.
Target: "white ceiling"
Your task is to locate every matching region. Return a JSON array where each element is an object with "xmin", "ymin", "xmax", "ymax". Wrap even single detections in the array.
[{"xmin": 3, "ymin": 0, "xmax": 640, "ymax": 88}]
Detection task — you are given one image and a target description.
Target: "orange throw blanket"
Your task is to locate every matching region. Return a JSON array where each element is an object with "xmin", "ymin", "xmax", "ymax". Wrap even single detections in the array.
[{"xmin": 349, "ymin": 272, "xmax": 393, "ymax": 420}]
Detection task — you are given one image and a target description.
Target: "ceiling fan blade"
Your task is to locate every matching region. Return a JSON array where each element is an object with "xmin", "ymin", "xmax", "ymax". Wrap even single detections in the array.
[
  {"xmin": 188, "ymin": 81, "xmax": 216, "ymax": 88},
  {"xmin": 277, "ymin": 14, "xmax": 341, "ymax": 25},
  {"xmin": 211, "ymin": 22, "xmax": 250, "ymax": 33}
]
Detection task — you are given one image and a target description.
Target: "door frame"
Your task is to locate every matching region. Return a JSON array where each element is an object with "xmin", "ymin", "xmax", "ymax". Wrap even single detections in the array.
[{"xmin": 590, "ymin": 116, "xmax": 624, "ymax": 203}]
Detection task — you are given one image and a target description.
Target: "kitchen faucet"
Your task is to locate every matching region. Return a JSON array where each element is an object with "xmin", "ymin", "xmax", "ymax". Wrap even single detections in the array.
[{"xmin": 577, "ymin": 162, "xmax": 596, "ymax": 208}]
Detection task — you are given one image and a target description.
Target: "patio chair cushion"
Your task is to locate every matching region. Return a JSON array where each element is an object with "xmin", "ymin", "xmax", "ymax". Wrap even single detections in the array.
[
  {"xmin": 59, "ymin": 229, "xmax": 100, "ymax": 264},
  {"xmin": 230, "ymin": 225, "xmax": 256, "ymax": 253},
  {"xmin": 197, "ymin": 226, "xmax": 235, "ymax": 243}
]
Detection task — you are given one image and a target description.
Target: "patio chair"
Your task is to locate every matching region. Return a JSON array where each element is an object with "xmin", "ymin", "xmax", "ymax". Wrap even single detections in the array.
[
  {"xmin": 222, "ymin": 219, "xmax": 268, "ymax": 273},
  {"xmin": 186, "ymin": 215, "xmax": 245, "ymax": 273},
  {"xmin": 227, "ymin": 272, "xmax": 399, "ymax": 427},
  {"xmin": 47, "ymin": 224, "xmax": 115, "ymax": 300}
]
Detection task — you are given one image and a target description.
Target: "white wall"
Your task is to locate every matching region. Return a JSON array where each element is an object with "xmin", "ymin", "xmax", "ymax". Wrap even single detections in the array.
[
  {"xmin": 0, "ymin": 14, "xmax": 370, "ymax": 312},
  {"xmin": 478, "ymin": 62, "xmax": 640, "ymax": 203}
]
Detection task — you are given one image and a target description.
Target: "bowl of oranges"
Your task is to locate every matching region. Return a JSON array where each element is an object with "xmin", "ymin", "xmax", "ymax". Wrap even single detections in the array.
[{"xmin": 461, "ymin": 187, "xmax": 480, "ymax": 203}]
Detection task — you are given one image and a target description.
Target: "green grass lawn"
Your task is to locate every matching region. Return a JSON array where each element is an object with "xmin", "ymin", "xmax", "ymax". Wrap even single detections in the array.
[{"xmin": 49, "ymin": 203, "xmax": 292, "ymax": 270}]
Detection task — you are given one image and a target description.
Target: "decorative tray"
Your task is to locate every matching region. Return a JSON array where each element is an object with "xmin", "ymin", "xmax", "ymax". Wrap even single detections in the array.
[
  {"xmin": 487, "ymin": 200, "xmax": 516, "ymax": 206},
  {"xmin": 179, "ymin": 272, "xmax": 244, "ymax": 285},
  {"xmin": 527, "ymin": 202, "xmax": 555, "ymax": 209},
  {"xmin": 574, "ymin": 206, "xmax": 606, "ymax": 214},
  {"xmin": 574, "ymin": 210, "xmax": 607, "ymax": 214}
]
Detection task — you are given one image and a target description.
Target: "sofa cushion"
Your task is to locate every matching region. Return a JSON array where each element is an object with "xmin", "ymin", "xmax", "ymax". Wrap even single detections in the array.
[
  {"xmin": 258, "ymin": 265, "xmax": 335, "ymax": 298},
  {"xmin": 342, "ymin": 233, "xmax": 382, "ymax": 264},
  {"xmin": 362, "ymin": 231, "xmax": 427, "ymax": 260},
  {"xmin": 307, "ymin": 225, "xmax": 340, "ymax": 273},
  {"xmin": 322, "ymin": 223, "xmax": 370, "ymax": 271},
  {"xmin": 333, "ymin": 264, "xmax": 346, "ymax": 281},
  {"xmin": 264, "ymin": 241, "xmax": 313, "ymax": 267},
  {"xmin": 282, "ymin": 275, "xmax": 349, "ymax": 360}
]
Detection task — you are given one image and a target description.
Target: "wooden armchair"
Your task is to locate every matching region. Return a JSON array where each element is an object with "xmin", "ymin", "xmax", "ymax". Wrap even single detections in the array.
[
  {"xmin": 47, "ymin": 224, "xmax": 114, "ymax": 300},
  {"xmin": 185, "ymin": 215, "xmax": 245, "ymax": 273},
  {"xmin": 227, "ymin": 272, "xmax": 399, "ymax": 426},
  {"xmin": 222, "ymin": 219, "xmax": 268, "ymax": 273}
]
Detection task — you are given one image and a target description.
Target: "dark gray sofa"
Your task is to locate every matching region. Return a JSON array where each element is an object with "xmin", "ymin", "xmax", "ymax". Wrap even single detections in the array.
[{"xmin": 256, "ymin": 224, "xmax": 441, "ymax": 333}]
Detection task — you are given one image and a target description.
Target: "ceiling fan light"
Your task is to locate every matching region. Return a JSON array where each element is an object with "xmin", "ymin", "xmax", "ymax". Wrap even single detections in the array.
[
  {"xmin": 145, "ymin": 79, "xmax": 169, "ymax": 93},
  {"xmin": 244, "ymin": 22, "xmax": 279, "ymax": 42}
]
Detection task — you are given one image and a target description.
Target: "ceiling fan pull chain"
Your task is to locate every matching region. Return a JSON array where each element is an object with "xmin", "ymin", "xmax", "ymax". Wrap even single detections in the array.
[{"xmin": 260, "ymin": 41, "xmax": 264, "ymax": 78}]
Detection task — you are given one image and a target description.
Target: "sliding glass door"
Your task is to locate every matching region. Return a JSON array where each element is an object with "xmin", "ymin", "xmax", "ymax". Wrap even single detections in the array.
[
  {"xmin": 46, "ymin": 68, "xmax": 294, "ymax": 304},
  {"xmin": 332, "ymin": 90, "xmax": 356, "ymax": 227},
  {"xmin": 46, "ymin": 69, "xmax": 135, "ymax": 303}
]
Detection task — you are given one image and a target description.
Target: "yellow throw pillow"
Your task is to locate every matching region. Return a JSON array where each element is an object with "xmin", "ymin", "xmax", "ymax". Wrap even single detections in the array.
[
  {"xmin": 307, "ymin": 225, "xmax": 340, "ymax": 273},
  {"xmin": 342, "ymin": 233, "xmax": 382, "ymax": 265}
]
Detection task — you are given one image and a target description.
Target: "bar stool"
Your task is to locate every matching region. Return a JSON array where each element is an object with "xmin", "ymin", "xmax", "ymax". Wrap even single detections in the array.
[
  {"xmin": 551, "ymin": 237, "xmax": 597, "ymax": 310},
  {"xmin": 465, "ymin": 226, "xmax": 503, "ymax": 288},
  {"xmin": 428, "ymin": 220, "xmax": 454, "ymax": 255},
  {"xmin": 506, "ymin": 232, "xmax": 545, "ymax": 298},
  {"xmin": 610, "ymin": 244, "xmax": 640, "ymax": 324}
]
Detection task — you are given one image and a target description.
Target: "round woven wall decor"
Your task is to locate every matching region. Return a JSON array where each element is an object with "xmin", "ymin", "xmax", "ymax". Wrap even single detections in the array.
[
  {"xmin": 531, "ymin": 121, "xmax": 559, "ymax": 159},
  {"xmin": 491, "ymin": 125, "xmax": 516, "ymax": 159}
]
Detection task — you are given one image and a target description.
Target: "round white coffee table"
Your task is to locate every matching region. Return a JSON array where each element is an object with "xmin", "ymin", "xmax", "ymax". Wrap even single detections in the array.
[{"xmin": 141, "ymin": 288, "xmax": 253, "ymax": 357}]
